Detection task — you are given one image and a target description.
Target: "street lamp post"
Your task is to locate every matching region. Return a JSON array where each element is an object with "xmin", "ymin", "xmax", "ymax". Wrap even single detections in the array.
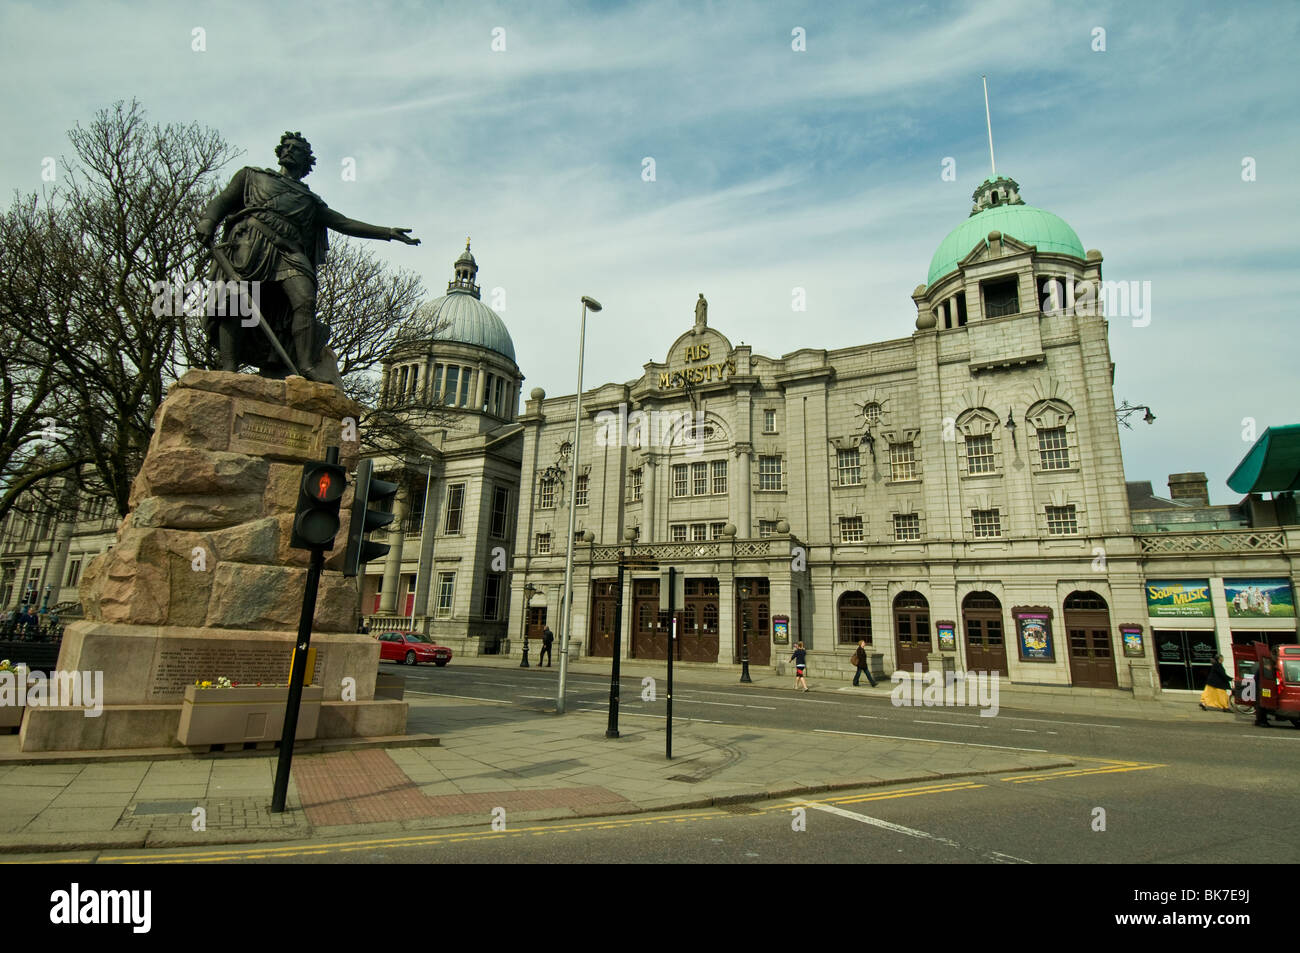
[
  {"xmin": 738, "ymin": 580, "xmax": 753, "ymax": 683},
  {"xmin": 606, "ymin": 526, "xmax": 637, "ymax": 739},
  {"xmin": 412, "ymin": 456, "xmax": 435, "ymax": 620},
  {"xmin": 520, "ymin": 583, "xmax": 537, "ymax": 667},
  {"xmin": 557, "ymin": 295, "xmax": 601, "ymax": 715}
]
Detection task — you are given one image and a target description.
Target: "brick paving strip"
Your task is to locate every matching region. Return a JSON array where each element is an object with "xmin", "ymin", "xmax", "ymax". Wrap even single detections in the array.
[{"xmin": 292, "ymin": 749, "xmax": 630, "ymax": 826}]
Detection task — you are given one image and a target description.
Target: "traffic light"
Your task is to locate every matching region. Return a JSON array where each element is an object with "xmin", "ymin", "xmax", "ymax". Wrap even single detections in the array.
[
  {"xmin": 289, "ymin": 459, "xmax": 346, "ymax": 550},
  {"xmin": 342, "ymin": 458, "xmax": 399, "ymax": 577}
]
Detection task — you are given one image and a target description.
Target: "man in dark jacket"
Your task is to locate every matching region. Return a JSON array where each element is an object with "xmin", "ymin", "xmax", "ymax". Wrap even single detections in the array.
[
  {"xmin": 539, "ymin": 626, "xmax": 555, "ymax": 667},
  {"xmin": 852, "ymin": 639, "xmax": 877, "ymax": 687}
]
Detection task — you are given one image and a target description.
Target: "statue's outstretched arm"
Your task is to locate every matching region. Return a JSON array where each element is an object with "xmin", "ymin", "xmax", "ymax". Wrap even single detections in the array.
[{"xmin": 322, "ymin": 207, "xmax": 420, "ymax": 245}]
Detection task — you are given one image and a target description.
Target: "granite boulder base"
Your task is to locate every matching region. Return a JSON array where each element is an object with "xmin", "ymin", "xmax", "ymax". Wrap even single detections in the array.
[{"xmin": 20, "ymin": 370, "xmax": 408, "ymax": 751}]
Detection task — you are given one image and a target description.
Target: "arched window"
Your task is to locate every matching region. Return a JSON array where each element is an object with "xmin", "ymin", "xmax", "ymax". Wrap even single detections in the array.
[
  {"xmin": 1064, "ymin": 591, "xmax": 1107, "ymax": 611},
  {"xmin": 838, "ymin": 591, "xmax": 872, "ymax": 645}
]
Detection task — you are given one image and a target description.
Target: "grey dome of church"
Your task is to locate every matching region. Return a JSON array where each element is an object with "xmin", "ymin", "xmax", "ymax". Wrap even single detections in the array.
[{"xmin": 417, "ymin": 242, "xmax": 516, "ymax": 362}]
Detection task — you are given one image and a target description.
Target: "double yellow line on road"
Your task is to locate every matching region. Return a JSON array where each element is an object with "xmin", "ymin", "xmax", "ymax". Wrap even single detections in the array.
[
  {"xmin": 15, "ymin": 758, "xmax": 1163, "ymax": 864},
  {"xmin": 999, "ymin": 756, "xmax": 1164, "ymax": 784}
]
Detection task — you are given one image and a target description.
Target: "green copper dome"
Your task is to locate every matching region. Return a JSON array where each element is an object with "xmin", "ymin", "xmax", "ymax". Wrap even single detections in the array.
[
  {"xmin": 419, "ymin": 292, "xmax": 516, "ymax": 363},
  {"xmin": 927, "ymin": 189, "xmax": 1085, "ymax": 286},
  {"xmin": 413, "ymin": 241, "xmax": 517, "ymax": 363}
]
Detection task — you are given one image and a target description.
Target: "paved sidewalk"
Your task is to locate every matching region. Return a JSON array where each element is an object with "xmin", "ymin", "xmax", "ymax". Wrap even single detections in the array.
[{"xmin": 0, "ymin": 694, "xmax": 1071, "ymax": 854}]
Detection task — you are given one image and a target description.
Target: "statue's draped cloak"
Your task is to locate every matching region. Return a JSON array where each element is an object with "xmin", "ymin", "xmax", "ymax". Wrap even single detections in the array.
[{"xmin": 201, "ymin": 167, "xmax": 333, "ymax": 373}]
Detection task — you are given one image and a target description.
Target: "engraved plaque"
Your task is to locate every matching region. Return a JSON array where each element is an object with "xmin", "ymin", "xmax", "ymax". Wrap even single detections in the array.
[
  {"xmin": 147, "ymin": 641, "xmax": 324, "ymax": 702},
  {"xmin": 228, "ymin": 398, "xmax": 325, "ymax": 460}
]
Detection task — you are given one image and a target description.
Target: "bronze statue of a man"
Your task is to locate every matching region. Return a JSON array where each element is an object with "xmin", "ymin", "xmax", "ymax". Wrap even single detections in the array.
[{"xmin": 197, "ymin": 131, "xmax": 420, "ymax": 384}]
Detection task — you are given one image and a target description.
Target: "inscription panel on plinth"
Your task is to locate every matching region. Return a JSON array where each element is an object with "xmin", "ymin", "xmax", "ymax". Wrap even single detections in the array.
[
  {"xmin": 228, "ymin": 398, "xmax": 325, "ymax": 460},
  {"xmin": 147, "ymin": 641, "xmax": 324, "ymax": 702}
]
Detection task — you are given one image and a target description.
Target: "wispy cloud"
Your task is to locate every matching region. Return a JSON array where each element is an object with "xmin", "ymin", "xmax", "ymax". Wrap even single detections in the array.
[{"xmin": 2, "ymin": 0, "xmax": 1297, "ymax": 499}]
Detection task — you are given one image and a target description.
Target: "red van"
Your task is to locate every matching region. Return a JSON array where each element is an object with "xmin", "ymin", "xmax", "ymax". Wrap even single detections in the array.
[{"xmin": 1234, "ymin": 642, "xmax": 1300, "ymax": 727}]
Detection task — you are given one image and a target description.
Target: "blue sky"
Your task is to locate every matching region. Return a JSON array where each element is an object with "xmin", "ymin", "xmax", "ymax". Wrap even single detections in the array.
[{"xmin": 2, "ymin": 0, "xmax": 1297, "ymax": 502}]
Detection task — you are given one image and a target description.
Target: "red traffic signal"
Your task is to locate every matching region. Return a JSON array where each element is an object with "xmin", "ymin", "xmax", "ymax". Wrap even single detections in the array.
[{"xmin": 290, "ymin": 460, "xmax": 346, "ymax": 551}]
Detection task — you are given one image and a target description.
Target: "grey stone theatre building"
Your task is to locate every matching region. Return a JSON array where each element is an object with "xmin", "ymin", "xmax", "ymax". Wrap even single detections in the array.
[{"xmin": 509, "ymin": 175, "xmax": 1166, "ymax": 690}]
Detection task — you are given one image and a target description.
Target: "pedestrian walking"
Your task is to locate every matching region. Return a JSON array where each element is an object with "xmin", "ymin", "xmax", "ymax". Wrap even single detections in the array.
[
  {"xmin": 791, "ymin": 641, "xmax": 809, "ymax": 692},
  {"xmin": 1199, "ymin": 654, "xmax": 1232, "ymax": 711},
  {"xmin": 1254, "ymin": 653, "xmax": 1277, "ymax": 728},
  {"xmin": 851, "ymin": 639, "xmax": 877, "ymax": 687},
  {"xmin": 539, "ymin": 626, "xmax": 554, "ymax": 666}
]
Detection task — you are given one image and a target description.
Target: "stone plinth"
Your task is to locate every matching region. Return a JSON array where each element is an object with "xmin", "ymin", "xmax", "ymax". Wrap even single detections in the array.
[{"xmin": 22, "ymin": 370, "xmax": 408, "ymax": 751}]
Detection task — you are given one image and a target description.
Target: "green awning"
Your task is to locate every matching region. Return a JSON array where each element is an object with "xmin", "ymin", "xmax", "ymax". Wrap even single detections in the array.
[{"xmin": 1227, "ymin": 424, "xmax": 1300, "ymax": 493}]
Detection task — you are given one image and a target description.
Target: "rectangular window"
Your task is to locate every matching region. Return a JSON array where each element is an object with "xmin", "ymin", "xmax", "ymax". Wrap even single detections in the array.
[
  {"xmin": 691, "ymin": 523, "xmax": 708, "ymax": 541},
  {"xmin": 983, "ymin": 277, "xmax": 1020, "ymax": 318},
  {"xmin": 672, "ymin": 464, "xmax": 689, "ymax": 497},
  {"xmin": 536, "ymin": 533, "xmax": 552, "ymax": 555},
  {"xmin": 839, "ymin": 516, "xmax": 864, "ymax": 543},
  {"xmin": 432, "ymin": 364, "xmax": 444, "ymax": 402},
  {"xmin": 483, "ymin": 574, "xmax": 503, "ymax": 621},
  {"xmin": 575, "ymin": 474, "xmax": 589, "ymax": 507},
  {"xmin": 893, "ymin": 514, "xmax": 921, "ymax": 541},
  {"xmin": 971, "ymin": 508, "xmax": 1002, "ymax": 538},
  {"xmin": 539, "ymin": 477, "xmax": 557, "ymax": 509},
  {"xmin": 711, "ymin": 460, "xmax": 727, "ymax": 495},
  {"xmin": 758, "ymin": 455, "xmax": 783, "ymax": 491},
  {"xmin": 710, "ymin": 522, "xmax": 726, "ymax": 539},
  {"xmin": 758, "ymin": 520, "xmax": 778, "ymax": 538},
  {"xmin": 837, "ymin": 448, "xmax": 861, "ymax": 486},
  {"xmin": 1046, "ymin": 504, "xmax": 1079, "ymax": 535},
  {"xmin": 494, "ymin": 377, "xmax": 505, "ymax": 415},
  {"xmin": 692, "ymin": 462, "xmax": 708, "ymax": 496},
  {"xmin": 459, "ymin": 367, "xmax": 471, "ymax": 406},
  {"xmin": 436, "ymin": 572, "xmax": 456, "ymax": 618},
  {"xmin": 630, "ymin": 468, "xmax": 643, "ymax": 502},
  {"xmin": 490, "ymin": 487, "xmax": 510, "ymax": 538},
  {"xmin": 65, "ymin": 559, "xmax": 82, "ymax": 588},
  {"xmin": 965, "ymin": 434, "xmax": 995, "ymax": 474},
  {"xmin": 1039, "ymin": 427, "xmax": 1070, "ymax": 470},
  {"xmin": 764, "ymin": 409, "xmax": 776, "ymax": 433},
  {"xmin": 443, "ymin": 366, "xmax": 459, "ymax": 405},
  {"xmin": 671, "ymin": 524, "xmax": 688, "ymax": 542},
  {"xmin": 889, "ymin": 442, "xmax": 918, "ymax": 481},
  {"xmin": 444, "ymin": 483, "xmax": 465, "ymax": 534}
]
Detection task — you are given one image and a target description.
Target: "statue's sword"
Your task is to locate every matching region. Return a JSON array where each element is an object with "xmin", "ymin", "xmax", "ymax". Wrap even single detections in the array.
[{"xmin": 199, "ymin": 226, "xmax": 301, "ymax": 377}]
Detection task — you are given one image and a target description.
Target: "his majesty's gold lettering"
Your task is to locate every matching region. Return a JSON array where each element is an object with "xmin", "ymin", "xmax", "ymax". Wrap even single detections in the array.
[{"xmin": 658, "ymin": 358, "xmax": 736, "ymax": 390}]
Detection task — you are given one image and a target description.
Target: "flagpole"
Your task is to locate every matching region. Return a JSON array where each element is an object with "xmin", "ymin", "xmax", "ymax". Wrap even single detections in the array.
[{"xmin": 983, "ymin": 75, "xmax": 996, "ymax": 177}]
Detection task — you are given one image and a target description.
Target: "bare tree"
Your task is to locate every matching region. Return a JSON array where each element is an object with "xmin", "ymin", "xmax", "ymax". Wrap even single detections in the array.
[
  {"xmin": 10, "ymin": 100, "xmax": 238, "ymax": 516},
  {"xmin": 2, "ymin": 100, "xmax": 454, "ymax": 525},
  {"xmin": 0, "ymin": 197, "xmax": 91, "ymax": 527},
  {"xmin": 316, "ymin": 237, "xmax": 459, "ymax": 459}
]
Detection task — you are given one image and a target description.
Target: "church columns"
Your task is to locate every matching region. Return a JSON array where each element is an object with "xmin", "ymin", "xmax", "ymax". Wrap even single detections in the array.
[
  {"xmin": 643, "ymin": 454, "xmax": 657, "ymax": 542},
  {"xmin": 474, "ymin": 362, "xmax": 487, "ymax": 410},
  {"xmin": 379, "ymin": 489, "xmax": 408, "ymax": 614}
]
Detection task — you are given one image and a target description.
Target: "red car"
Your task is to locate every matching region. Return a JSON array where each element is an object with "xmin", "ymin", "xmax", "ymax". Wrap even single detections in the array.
[{"xmin": 376, "ymin": 632, "xmax": 452, "ymax": 666}]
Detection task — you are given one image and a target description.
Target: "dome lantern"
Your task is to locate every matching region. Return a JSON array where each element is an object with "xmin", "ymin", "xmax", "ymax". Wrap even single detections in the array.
[{"xmin": 449, "ymin": 238, "xmax": 480, "ymax": 298}]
